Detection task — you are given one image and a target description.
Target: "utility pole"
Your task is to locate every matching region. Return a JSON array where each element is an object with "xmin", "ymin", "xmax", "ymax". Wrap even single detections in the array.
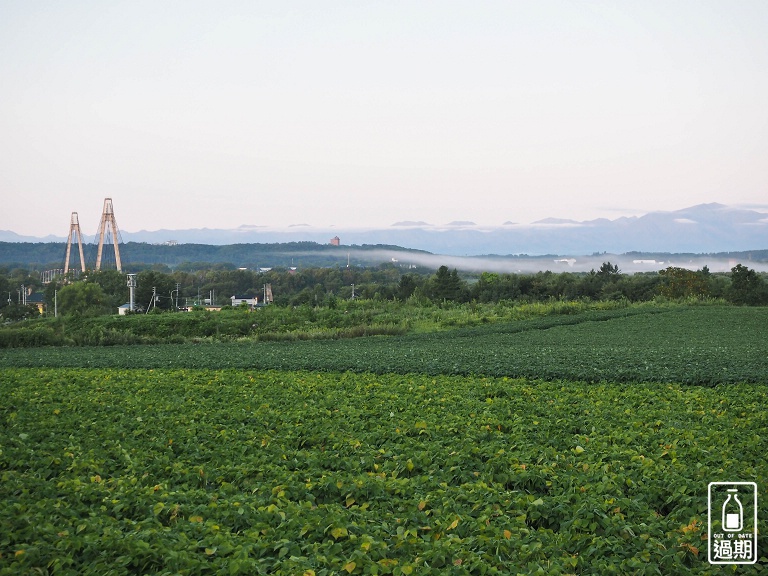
[
  {"xmin": 174, "ymin": 282, "xmax": 180, "ymax": 310},
  {"xmin": 54, "ymin": 289, "xmax": 58, "ymax": 318},
  {"xmin": 351, "ymin": 283, "xmax": 355, "ymax": 299},
  {"xmin": 127, "ymin": 274, "xmax": 136, "ymax": 312},
  {"xmin": 146, "ymin": 286, "xmax": 156, "ymax": 313}
]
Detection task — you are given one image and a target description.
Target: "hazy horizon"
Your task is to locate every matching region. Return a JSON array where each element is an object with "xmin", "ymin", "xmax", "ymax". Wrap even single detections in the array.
[
  {"xmin": 2, "ymin": 2, "xmax": 768, "ymax": 237},
  {"xmin": 2, "ymin": 200, "xmax": 767, "ymax": 240}
]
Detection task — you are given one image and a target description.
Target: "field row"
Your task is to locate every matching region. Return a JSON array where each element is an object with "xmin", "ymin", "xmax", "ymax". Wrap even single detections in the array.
[
  {"xmin": 1, "ymin": 368, "xmax": 766, "ymax": 574},
  {"xmin": 2, "ymin": 307, "xmax": 766, "ymax": 384}
]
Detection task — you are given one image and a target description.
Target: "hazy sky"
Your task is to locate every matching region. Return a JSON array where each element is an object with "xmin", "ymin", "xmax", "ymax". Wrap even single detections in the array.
[{"xmin": 2, "ymin": 1, "xmax": 767, "ymax": 237}]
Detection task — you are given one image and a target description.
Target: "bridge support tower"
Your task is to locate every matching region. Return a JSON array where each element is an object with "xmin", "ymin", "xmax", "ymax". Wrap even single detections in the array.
[
  {"xmin": 95, "ymin": 197, "xmax": 122, "ymax": 271},
  {"xmin": 63, "ymin": 212, "xmax": 86, "ymax": 276}
]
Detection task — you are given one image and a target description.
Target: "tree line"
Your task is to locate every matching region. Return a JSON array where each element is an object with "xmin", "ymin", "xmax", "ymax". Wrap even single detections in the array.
[{"xmin": 1, "ymin": 261, "xmax": 767, "ymax": 320}]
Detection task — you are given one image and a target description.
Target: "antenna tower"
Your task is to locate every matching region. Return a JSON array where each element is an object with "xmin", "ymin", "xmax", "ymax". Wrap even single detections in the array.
[
  {"xmin": 63, "ymin": 212, "xmax": 86, "ymax": 276},
  {"xmin": 95, "ymin": 197, "xmax": 123, "ymax": 271}
]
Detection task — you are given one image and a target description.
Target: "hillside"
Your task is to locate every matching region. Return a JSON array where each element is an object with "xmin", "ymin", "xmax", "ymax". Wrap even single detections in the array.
[{"xmin": 0, "ymin": 241, "xmax": 429, "ymax": 270}]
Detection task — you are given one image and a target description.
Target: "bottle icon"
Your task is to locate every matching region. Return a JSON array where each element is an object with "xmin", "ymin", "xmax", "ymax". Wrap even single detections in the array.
[{"xmin": 722, "ymin": 488, "xmax": 743, "ymax": 532}]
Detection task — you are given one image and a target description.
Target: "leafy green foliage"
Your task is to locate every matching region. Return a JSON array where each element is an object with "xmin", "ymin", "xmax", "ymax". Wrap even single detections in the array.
[
  {"xmin": 0, "ymin": 303, "xmax": 40, "ymax": 322},
  {"xmin": 728, "ymin": 264, "xmax": 768, "ymax": 305},
  {"xmin": 424, "ymin": 266, "xmax": 467, "ymax": 302},
  {"xmin": 658, "ymin": 267, "xmax": 710, "ymax": 299},
  {"xmin": 1, "ymin": 369, "xmax": 765, "ymax": 574},
  {"xmin": 56, "ymin": 281, "xmax": 109, "ymax": 317},
  {"xmin": 2, "ymin": 306, "xmax": 766, "ymax": 385}
]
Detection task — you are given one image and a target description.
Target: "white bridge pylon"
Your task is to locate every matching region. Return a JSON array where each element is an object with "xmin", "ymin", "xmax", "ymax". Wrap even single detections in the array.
[
  {"xmin": 63, "ymin": 212, "xmax": 86, "ymax": 276},
  {"xmin": 95, "ymin": 197, "xmax": 122, "ymax": 272}
]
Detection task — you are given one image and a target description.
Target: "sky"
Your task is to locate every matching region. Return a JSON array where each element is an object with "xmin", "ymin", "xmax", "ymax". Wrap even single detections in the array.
[{"xmin": 1, "ymin": 0, "xmax": 767, "ymax": 238}]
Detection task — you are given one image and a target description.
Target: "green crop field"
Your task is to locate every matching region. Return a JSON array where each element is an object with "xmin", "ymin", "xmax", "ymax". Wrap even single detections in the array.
[
  {"xmin": 2, "ymin": 306, "xmax": 767, "ymax": 384},
  {"xmin": 2, "ymin": 369, "xmax": 766, "ymax": 575},
  {"xmin": 1, "ymin": 305, "xmax": 767, "ymax": 574}
]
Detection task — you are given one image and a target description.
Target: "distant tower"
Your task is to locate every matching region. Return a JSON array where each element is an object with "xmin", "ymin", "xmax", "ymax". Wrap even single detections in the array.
[
  {"xmin": 95, "ymin": 198, "xmax": 123, "ymax": 271},
  {"xmin": 330, "ymin": 236, "xmax": 340, "ymax": 246},
  {"xmin": 63, "ymin": 212, "xmax": 86, "ymax": 275}
]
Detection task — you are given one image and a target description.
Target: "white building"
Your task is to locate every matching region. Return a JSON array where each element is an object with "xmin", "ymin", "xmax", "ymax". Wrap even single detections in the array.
[{"xmin": 231, "ymin": 295, "xmax": 258, "ymax": 308}]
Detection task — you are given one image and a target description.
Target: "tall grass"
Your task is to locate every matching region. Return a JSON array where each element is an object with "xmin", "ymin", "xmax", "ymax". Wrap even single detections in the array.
[{"xmin": 0, "ymin": 297, "xmax": 723, "ymax": 348}]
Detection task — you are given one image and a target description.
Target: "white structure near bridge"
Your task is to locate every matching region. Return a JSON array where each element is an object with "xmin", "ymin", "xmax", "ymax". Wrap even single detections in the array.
[{"xmin": 231, "ymin": 295, "xmax": 258, "ymax": 308}]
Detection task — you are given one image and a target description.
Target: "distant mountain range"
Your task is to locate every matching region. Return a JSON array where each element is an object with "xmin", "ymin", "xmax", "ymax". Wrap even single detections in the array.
[{"xmin": 2, "ymin": 203, "xmax": 767, "ymax": 256}]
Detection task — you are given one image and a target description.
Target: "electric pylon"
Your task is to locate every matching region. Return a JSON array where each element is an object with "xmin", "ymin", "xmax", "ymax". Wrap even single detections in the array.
[
  {"xmin": 63, "ymin": 212, "xmax": 86, "ymax": 276},
  {"xmin": 95, "ymin": 198, "xmax": 123, "ymax": 271}
]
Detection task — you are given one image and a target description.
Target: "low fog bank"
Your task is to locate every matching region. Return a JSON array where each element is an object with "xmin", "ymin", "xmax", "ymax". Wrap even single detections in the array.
[{"xmin": 350, "ymin": 249, "xmax": 768, "ymax": 275}]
